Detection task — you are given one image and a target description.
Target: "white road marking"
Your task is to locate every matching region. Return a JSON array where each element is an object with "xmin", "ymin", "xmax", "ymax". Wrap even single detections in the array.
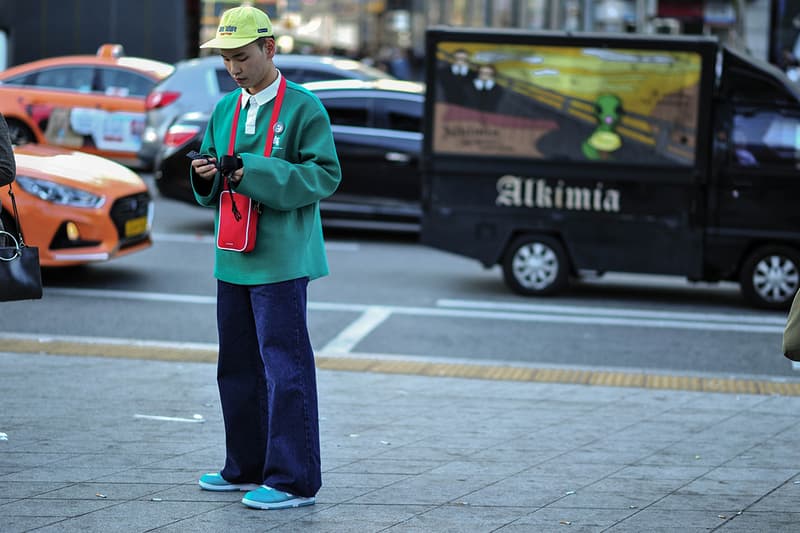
[
  {"xmin": 134, "ymin": 414, "xmax": 205, "ymax": 423},
  {"xmin": 152, "ymin": 233, "xmax": 214, "ymax": 244},
  {"xmin": 40, "ymin": 288, "xmax": 783, "ymax": 333},
  {"xmin": 436, "ymin": 298, "xmax": 786, "ymax": 325},
  {"xmin": 0, "ymin": 331, "xmax": 218, "ymax": 352},
  {"xmin": 46, "ymin": 288, "xmax": 216, "ymax": 304},
  {"xmin": 321, "ymin": 306, "xmax": 393, "ymax": 354},
  {"xmin": 152, "ymin": 232, "xmax": 360, "ymax": 251}
]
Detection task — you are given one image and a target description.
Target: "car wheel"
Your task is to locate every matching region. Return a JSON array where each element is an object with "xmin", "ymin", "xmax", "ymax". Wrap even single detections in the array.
[
  {"xmin": 502, "ymin": 234, "xmax": 569, "ymax": 296},
  {"xmin": 6, "ymin": 119, "xmax": 36, "ymax": 145},
  {"xmin": 739, "ymin": 245, "xmax": 800, "ymax": 309}
]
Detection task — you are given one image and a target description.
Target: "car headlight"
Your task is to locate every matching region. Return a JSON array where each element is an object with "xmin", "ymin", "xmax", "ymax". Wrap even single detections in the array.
[{"xmin": 15, "ymin": 176, "xmax": 105, "ymax": 208}]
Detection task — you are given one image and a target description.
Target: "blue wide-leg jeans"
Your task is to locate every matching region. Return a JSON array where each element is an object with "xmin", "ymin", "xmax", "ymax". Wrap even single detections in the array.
[{"xmin": 216, "ymin": 278, "xmax": 321, "ymax": 497}]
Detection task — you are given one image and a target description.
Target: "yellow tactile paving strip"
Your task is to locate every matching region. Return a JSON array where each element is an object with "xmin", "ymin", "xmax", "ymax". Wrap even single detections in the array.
[{"xmin": 4, "ymin": 337, "xmax": 799, "ymax": 396}]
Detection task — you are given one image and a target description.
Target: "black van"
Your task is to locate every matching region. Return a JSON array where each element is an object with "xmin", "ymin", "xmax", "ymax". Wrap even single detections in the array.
[{"xmin": 420, "ymin": 27, "xmax": 800, "ymax": 310}]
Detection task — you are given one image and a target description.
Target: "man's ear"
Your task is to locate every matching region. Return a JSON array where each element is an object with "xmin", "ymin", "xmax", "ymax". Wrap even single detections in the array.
[{"xmin": 265, "ymin": 38, "xmax": 277, "ymax": 58}]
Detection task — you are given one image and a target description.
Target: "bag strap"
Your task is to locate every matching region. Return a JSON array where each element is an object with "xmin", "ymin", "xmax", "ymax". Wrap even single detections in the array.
[
  {"xmin": 228, "ymin": 75, "xmax": 287, "ymax": 157},
  {"xmin": 6, "ymin": 184, "xmax": 25, "ymax": 245},
  {"xmin": 223, "ymin": 75, "xmax": 287, "ymax": 219}
]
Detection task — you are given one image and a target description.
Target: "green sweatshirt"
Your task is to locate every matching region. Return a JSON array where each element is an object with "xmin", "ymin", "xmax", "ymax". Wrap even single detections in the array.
[{"xmin": 191, "ymin": 79, "xmax": 341, "ymax": 285}]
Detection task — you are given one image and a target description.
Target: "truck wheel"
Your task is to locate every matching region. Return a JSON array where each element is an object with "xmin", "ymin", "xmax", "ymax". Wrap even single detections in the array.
[
  {"xmin": 6, "ymin": 119, "xmax": 35, "ymax": 145},
  {"xmin": 502, "ymin": 235, "xmax": 569, "ymax": 296},
  {"xmin": 739, "ymin": 245, "xmax": 800, "ymax": 309}
]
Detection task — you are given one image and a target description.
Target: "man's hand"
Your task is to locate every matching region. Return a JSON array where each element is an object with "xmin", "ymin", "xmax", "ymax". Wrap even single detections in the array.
[
  {"xmin": 228, "ymin": 168, "xmax": 244, "ymax": 185},
  {"xmin": 191, "ymin": 157, "xmax": 218, "ymax": 181}
]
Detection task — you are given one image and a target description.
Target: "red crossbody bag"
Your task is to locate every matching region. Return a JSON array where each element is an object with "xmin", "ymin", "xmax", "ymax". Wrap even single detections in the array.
[{"xmin": 217, "ymin": 77, "xmax": 286, "ymax": 253}]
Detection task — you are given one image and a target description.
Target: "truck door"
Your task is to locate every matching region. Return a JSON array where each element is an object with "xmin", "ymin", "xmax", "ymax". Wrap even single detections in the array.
[
  {"xmin": 715, "ymin": 104, "xmax": 800, "ymax": 236},
  {"xmin": 710, "ymin": 103, "xmax": 800, "ymax": 303}
]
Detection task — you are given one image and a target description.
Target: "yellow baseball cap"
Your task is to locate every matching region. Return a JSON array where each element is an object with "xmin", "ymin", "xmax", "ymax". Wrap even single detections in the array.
[{"xmin": 200, "ymin": 6, "xmax": 273, "ymax": 49}]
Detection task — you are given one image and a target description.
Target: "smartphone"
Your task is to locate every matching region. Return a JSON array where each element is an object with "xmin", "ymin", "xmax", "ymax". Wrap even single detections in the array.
[{"xmin": 186, "ymin": 150, "xmax": 206, "ymax": 161}]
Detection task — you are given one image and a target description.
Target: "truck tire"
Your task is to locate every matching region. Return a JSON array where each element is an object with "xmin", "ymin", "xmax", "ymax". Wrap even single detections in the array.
[
  {"xmin": 502, "ymin": 234, "xmax": 569, "ymax": 296},
  {"xmin": 739, "ymin": 245, "xmax": 800, "ymax": 310}
]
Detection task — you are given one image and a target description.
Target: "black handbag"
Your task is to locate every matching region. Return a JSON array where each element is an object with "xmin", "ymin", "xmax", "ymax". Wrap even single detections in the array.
[{"xmin": 0, "ymin": 184, "xmax": 42, "ymax": 302}]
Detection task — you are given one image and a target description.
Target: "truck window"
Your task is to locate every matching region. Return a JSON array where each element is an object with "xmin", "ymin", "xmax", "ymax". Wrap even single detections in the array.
[{"xmin": 732, "ymin": 110, "xmax": 800, "ymax": 168}]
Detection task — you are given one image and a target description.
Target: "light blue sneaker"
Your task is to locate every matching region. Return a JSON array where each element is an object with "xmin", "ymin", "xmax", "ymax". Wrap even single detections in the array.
[
  {"xmin": 241, "ymin": 485, "xmax": 316, "ymax": 510},
  {"xmin": 198, "ymin": 472, "xmax": 260, "ymax": 492}
]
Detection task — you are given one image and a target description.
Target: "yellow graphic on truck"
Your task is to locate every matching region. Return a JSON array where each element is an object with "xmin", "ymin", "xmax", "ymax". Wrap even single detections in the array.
[{"xmin": 433, "ymin": 41, "xmax": 702, "ymax": 165}]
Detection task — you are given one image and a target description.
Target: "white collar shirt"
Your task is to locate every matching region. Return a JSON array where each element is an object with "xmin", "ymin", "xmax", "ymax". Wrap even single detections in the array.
[{"xmin": 240, "ymin": 70, "xmax": 282, "ymax": 135}]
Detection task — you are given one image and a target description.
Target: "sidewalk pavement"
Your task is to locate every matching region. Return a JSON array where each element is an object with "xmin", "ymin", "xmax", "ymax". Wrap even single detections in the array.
[{"xmin": 1, "ymin": 351, "xmax": 799, "ymax": 532}]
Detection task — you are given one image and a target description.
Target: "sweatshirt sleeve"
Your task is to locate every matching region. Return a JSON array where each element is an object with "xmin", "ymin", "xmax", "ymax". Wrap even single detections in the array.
[
  {"xmin": 0, "ymin": 114, "xmax": 16, "ymax": 187},
  {"xmin": 234, "ymin": 106, "xmax": 341, "ymax": 211},
  {"xmin": 190, "ymin": 118, "xmax": 222, "ymax": 207}
]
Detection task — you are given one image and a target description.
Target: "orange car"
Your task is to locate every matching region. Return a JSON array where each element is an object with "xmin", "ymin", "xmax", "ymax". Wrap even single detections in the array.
[
  {"xmin": 0, "ymin": 44, "xmax": 174, "ymax": 167},
  {"xmin": 2, "ymin": 143, "xmax": 153, "ymax": 267}
]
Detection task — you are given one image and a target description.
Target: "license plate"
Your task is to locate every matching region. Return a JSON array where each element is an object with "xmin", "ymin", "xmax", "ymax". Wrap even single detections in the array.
[{"xmin": 124, "ymin": 216, "xmax": 148, "ymax": 237}]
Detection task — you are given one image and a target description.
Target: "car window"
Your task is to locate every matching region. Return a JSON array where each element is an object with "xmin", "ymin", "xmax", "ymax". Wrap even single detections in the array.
[
  {"xmin": 279, "ymin": 68, "xmax": 349, "ymax": 84},
  {"xmin": 215, "ymin": 68, "xmax": 238, "ymax": 93},
  {"xmin": 1, "ymin": 72, "xmax": 37, "ymax": 85},
  {"xmin": 278, "ymin": 67, "xmax": 304, "ymax": 83},
  {"xmin": 320, "ymin": 96, "xmax": 371, "ymax": 127},
  {"xmin": 375, "ymin": 97, "xmax": 422, "ymax": 133},
  {"xmin": 731, "ymin": 109, "xmax": 800, "ymax": 169},
  {"xmin": 300, "ymin": 71, "xmax": 349, "ymax": 83},
  {"xmin": 97, "ymin": 68, "xmax": 154, "ymax": 97},
  {"xmin": 30, "ymin": 67, "xmax": 94, "ymax": 92}
]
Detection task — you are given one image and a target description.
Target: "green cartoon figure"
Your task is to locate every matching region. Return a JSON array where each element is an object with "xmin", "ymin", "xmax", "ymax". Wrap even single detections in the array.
[{"xmin": 582, "ymin": 94, "xmax": 623, "ymax": 160}]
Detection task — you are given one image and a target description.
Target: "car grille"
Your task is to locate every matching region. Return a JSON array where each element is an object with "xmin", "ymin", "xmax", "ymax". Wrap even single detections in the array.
[{"xmin": 109, "ymin": 192, "xmax": 152, "ymax": 245}]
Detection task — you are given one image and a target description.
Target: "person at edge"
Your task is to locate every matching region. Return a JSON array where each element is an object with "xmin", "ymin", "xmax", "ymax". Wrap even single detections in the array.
[
  {"xmin": 189, "ymin": 5, "xmax": 341, "ymax": 510},
  {"xmin": 0, "ymin": 113, "xmax": 17, "ymax": 245}
]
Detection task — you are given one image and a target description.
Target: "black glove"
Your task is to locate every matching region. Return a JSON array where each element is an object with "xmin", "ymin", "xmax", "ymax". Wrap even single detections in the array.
[{"xmin": 219, "ymin": 155, "xmax": 243, "ymax": 179}]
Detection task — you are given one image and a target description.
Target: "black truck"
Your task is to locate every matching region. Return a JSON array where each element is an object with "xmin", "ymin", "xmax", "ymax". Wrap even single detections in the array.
[{"xmin": 420, "ymin": 27, "xmax": 800, "ymax": 309}]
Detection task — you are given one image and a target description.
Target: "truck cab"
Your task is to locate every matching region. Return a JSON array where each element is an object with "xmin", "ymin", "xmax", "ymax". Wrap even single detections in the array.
[{"xmin": 420, "ymin": 28, "xmax": 800, "ymax": 309}]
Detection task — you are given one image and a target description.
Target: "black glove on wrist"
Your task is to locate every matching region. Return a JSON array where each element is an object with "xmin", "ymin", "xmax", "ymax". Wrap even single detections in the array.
[{"xmin": 219, "ymin": 155, "xmax": 243, "ymax": 179}]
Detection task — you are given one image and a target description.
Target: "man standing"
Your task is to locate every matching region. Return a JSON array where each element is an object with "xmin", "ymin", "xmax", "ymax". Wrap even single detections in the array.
[{"xmin": 190, "ymin": 6, "xmax": 341, "ymax": 510}]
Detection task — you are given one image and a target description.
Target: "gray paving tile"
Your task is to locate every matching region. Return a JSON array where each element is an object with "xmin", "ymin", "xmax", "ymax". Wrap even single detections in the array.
[
  {"xmin": 0, "ymin": 466, "xmax": 129, "ymax": 483},
  {"xmin": 496, "ymin": 506, "xmax": 640, "ymax": 532},
  {"xmin": 326, "ymin": 458, "xmax": 440, "ymax": 475},
  {"xmin": 29, "ymin": 500, "xmax": 230, "ymax": 533},
  {"xmin": 93, "ymin": 468, "xmax": 199, "ymax": 485},
  {"xmin": 651, "ymin": 492, "xmax": 761, "ymax": 511},
  {"xmin": 0, "ymin": 480, "xmax": 68, "ymax": 497},
  {"xmin": 0, "ymin": 452, "xmax": 77, "ymax": 469},
  {"xmin": 0, "ymin": 516, "xmax": 68, "ymax": 533},
  {"xmin": 545, "ymin": 488, "xmax": 665, "ymax": 510},
  {"xmin": 678, "ymin": 475, "xmax": 792, "ymax": 496},
  {"xmin": 318, "ymin": 471, "xmax": 409, "ymax": 490},
  {"xmin": 150, "ymin": 503, "xmax": 325, "ymax": 533},
  {"xmin": 0, "ymin": 497, "xmax": 117, "ymax": 517},
  {"xmin": 287, "ymin": 502, "xmax": 435, "ymax": 531},
  {"xmin": 347, "ymin": 473, "xmax": 493, "ymax": 506},
  {"xmin": 716, "ymin": 510, "xmax": 800, "ymax": 531},
  {"xmin": 738, "ymin": 480, "xmax": 800, "ymax": 513},
  {"xmin": 604, "ymin": 508, "xmax": 751, "ymax": 532},
  {"xmin": 26, "ymin": 482, "xmax": 169, "ymax": 501},
  {"xmin": 380, "ymin": 504, "xmax": 533, "ymax": 532}
]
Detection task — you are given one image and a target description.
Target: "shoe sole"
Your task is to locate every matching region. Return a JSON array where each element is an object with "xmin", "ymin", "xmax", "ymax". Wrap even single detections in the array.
[
  {"xmin": 241, "ymin": 496, "xmax": 315, "ymax": 510},
  {"xmin": 199, "ymin": 480, "xmax": 261, "ymax": 492}
]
